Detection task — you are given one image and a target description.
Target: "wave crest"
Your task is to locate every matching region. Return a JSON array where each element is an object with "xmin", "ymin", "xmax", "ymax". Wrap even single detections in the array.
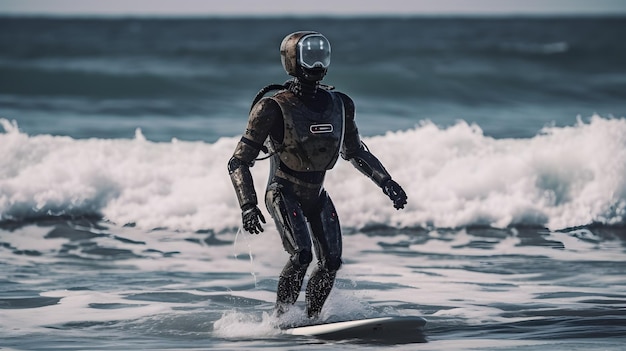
[{"xmin": 1, "ymin": 115, "xmax": 625, "ymax": 231}]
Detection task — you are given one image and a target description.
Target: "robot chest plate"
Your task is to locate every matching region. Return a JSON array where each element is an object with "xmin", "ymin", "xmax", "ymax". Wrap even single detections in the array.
[{"xmin": 278, "ymin": 98, "xmax": 345, "ymax": 172}]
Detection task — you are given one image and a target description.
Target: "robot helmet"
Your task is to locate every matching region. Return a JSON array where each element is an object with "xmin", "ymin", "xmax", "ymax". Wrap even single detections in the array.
[{"xmin": 280, "ymin": 31, "xmax": 331, "ymax": 81}]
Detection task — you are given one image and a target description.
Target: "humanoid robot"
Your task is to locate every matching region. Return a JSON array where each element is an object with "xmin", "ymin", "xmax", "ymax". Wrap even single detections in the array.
[{"xmin": 228, "ymin": 31, "xmax": 407, "ymax": 319}]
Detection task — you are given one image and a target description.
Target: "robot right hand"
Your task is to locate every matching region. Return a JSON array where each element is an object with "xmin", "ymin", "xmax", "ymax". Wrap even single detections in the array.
[{"xmin": 241, "ymin": 204, "xmax": 266, "ymax": 234}]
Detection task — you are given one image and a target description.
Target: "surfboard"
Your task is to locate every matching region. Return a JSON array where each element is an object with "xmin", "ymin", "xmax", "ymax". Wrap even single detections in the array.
[{"xmin": 282, "ymin": 316, "xmax": 427, "ymax": 343}]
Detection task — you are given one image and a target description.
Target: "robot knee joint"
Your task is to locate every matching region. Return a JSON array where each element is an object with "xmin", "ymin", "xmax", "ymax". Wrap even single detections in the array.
[
  {"xmin": 325, "ymin": 257, "xmax": 342, "ymax": 272},
  {"xmin": 293, "ymin": 249, "xmax": 313, "ymax": 267}
]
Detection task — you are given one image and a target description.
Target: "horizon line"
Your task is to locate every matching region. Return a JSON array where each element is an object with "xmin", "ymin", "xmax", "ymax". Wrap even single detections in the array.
[{"xmin": 1, "ymin": 12, "xmax": 625, "ymax": 19}]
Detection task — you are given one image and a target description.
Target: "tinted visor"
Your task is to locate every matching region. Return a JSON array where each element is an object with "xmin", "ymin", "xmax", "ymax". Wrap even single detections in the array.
[{"xmin": 298, "ymin": 34, "xmax": 331, "ymax": 69}]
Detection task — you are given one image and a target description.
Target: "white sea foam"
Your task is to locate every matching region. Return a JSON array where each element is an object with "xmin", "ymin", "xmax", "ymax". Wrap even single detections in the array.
[
  {"xmin": 1, "ymin": 115, "xmax": 624, "ymax": 231},
  {"xmin": 212, "ymin": 310, "xmax": 280, "ymax": 339},
  {"xmin": 327, "ymin": 115, "xmax": 626, "ymax": 230}
]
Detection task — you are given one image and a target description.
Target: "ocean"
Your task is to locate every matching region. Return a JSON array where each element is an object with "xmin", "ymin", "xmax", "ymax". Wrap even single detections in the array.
[{"xmin": 1, "ymin": 16, "xmax": 625, "ymax": 350}]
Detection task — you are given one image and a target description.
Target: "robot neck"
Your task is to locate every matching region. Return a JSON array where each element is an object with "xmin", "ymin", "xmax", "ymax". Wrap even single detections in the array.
[
  {"xmin": 289, "ymin": 77, "xmax": 319, "ymax": 99},
  {"xmin": 289, "ymin": 78, "xmax": 328, "ymax": 113}
]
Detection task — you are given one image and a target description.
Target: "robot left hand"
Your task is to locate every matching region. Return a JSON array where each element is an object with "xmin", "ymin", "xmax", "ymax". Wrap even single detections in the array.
[{"xmin": 382, "ymin": 179, "xmax": 408, "ymax": 210}]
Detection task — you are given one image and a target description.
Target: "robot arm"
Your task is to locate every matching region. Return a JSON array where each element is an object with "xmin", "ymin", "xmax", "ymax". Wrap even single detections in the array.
[
  {"xmin": 338, "ymin": 92, "xmax": 391, "ymax": 186},
  {"xmin": 228, "ymin": 153, "xmax": 266, "ymax": 234},
  {"xmin": 338, "ymin": 92, "xmax": 407, "ymax": 209},
  {"xmin": 343, "ymin": 142, "xmax": 392, "ymax": 187},
  {"xmin": 228, "ymin": 98, "xmax": 281, "ymax": 210},
  {"xmin": 228, "ymin": 157, "xmax": 258, "ymax": 209}
]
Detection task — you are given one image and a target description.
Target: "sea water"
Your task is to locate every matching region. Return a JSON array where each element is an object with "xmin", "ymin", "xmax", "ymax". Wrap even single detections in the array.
[{"xmin": 1, "ymin": 16, "xmax": 625, "ymax": 350}]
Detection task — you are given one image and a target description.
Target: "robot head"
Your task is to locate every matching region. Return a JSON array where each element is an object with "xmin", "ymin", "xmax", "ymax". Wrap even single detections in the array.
[{"xmin": 280, "ymin": 31, "xmax": 331, "ymax": 82}]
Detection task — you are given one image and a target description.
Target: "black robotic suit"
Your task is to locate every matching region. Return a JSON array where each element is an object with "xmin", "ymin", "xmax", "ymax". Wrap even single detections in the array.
[{"xmin": 228, "ymin": 32, "xmax": 407, "ymax": 319}]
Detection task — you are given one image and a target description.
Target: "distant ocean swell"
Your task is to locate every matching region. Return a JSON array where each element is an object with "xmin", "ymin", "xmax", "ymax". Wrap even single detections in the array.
[
  {"xmin": 2, "ymin": 17, "xmax": 625, "ymax": 103},
  {"xmin": 2, "ymin": 39, "xmax": 624, "ymax": 102},
  {"xmin": 1, "ymin": 115, "xmax": 624, "ymax": 232}
]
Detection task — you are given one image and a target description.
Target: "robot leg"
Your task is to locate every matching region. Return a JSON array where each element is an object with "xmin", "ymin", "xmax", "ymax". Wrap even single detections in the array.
[
  {"xmin": 265, "ymin": 182, "xmax": 313, "ymax": 315},
  {"xmin": 305, "ymin": 190, "xmax": 343, "ymax": 318}
]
